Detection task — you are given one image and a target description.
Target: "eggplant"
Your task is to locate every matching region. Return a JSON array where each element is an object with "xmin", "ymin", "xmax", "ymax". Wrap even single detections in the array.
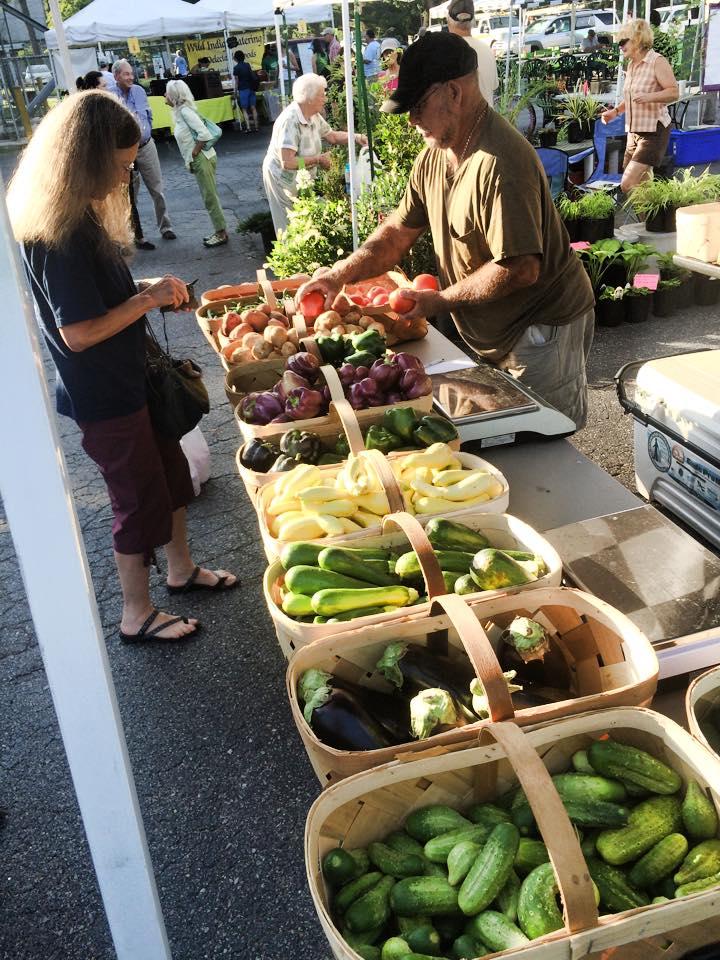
[
  {"xmin": 340, "ymin": 678, "xmax": 412, "ymax": 744},
  {"xmin": 376, "ymin": 642, "xmax": 477, "ymax": 721},
  {"xmin": 298, "ymin": 669, "xmax": 398, "ymax": 751}
]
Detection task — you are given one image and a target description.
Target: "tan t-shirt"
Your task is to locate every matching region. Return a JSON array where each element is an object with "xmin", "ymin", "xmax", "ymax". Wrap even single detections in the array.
[{"xmin": 396, "ymin": 109, "xmax": 594, "ymax": 361}]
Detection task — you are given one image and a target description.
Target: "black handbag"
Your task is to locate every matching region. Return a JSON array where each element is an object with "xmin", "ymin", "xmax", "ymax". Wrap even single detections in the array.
[{"xmin": 145, "ymin": 315, "xmax": 209, "ymax": 441}]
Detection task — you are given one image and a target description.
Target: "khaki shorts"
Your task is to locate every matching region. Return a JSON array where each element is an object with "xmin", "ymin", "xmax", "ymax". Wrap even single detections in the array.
[
  {"xmin": 497, "ymin": 307, "xmax": 595, "ymax": 430},
  {"xmin": 623, "ymin": 123, "xmax": 671, "ymax": 169}
]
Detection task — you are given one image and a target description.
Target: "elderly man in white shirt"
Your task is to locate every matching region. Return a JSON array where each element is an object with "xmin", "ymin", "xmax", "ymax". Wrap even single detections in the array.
[{"xmin": 447, "ymin": 0, "xmax": 498, "ymax": 107}]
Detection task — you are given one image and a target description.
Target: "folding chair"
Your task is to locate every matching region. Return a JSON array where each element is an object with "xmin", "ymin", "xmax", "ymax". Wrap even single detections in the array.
[
  {"xmin": 536, "ymin": 146, "xmax": 570, "ymax": 199},
  {"xmin": 569, "ymin": 114, "xmax": 626, "ymax": 195}
]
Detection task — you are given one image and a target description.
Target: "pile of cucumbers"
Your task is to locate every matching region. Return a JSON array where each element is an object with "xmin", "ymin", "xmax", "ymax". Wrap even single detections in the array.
[
  {"xmin": 320, "ymin": 738, "xmax": 720, "ymax": 960},
  {"xmin": 277, "ymin": 518, "xmax": 547, "ymax": 625}
]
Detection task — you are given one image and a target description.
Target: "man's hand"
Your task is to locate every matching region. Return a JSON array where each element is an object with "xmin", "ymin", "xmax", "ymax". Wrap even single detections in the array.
[
  {"xmin": 296, "ymin": 271, "xmax": 343, "ymax": 312},
  {"xmin": 391, "ymin": 288, "xmax": 446, "ymax": 321},
  {"xmin": 144, "ymin": 275, "xmax": 189, "ymax": 310},
  {"xmin": 317, "ymin": 152, "xmax": 333, "ymax": 170}
]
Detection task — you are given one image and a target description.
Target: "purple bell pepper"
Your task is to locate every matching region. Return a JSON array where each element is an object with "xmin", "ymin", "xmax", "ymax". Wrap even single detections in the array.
[
  {"xmin": 338, "ymin": 363, "xmax": 357, "ymax": 388},
  {"xmin": 285, "ymin": 387, "xmax": 326, "ymax": 420},
  {"xmin": 353, "ymin": 366, "xmax": 370, "ymax": 382},
  {"xmin": 400, "ymin": 369, "xmax": 432, "ymax": 400},
  {"xmin": 240, "ymin": 391, "xmax": 284, "ymax": 425},
  {"xmin": 348, "ymin": 383, "xmax": 367, "ymax": 410},
  {"xmin": 275, "ymin": 370, "xmax": 311, "ymax": 403},
  {"xmin": 370, "ymin": 357, "xmax": 402, "ymax": 390},
  {"xmin": 286, "ymin": 351, "xmax": 321, "ymax": 384},
  {"xmin": 395, "ymin": 352, "xmax": 425, "ymax": 373}
]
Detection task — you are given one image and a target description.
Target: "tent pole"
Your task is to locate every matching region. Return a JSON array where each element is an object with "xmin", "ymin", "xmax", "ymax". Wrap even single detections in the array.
[
  {"xmin": 353, "ymin": 8, "xmax": 374, "ymax": 179},
  {"xmin": 341, "ymin": 0, "xmax": 359, "ymax": 249},
  {"xmin": 615, "ymin": 0, "xmax": 630, "ymax": 107},
  {"xmin": 223, "ymin": 28, "xmax": 234, "ymax": 82},
  {"xmin": 46, "ymin": 0, "xmax": 73, "ymax": 93},
  {"xmin": 283, "ymin": 12, "xmax": 292, "ymax": 95},
  {"xmin": 0, "ymin": 178, "xmax": 172, "ymax": 960},
  {"xmin": 505, "ymin": 0, "xmax": 511, "ymax": 90},
  {"xmin": 274, "ymin": 12, "xmax": 286, "ymax": 103}
]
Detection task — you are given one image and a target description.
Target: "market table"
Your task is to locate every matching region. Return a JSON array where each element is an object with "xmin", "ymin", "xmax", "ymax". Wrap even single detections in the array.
[
  {"xmin": 148, "ymin": 94, "xmax": 236, "ymax": 131},
  {"xmin": 674, "ymin": 254, "xmax": 720, "ymax": 279}
]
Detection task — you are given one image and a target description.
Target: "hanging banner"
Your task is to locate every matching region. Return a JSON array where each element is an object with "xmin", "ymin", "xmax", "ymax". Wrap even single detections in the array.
[
  {"xmin": 186, "ymin": 31, "xmax": 265, "ymax": 73},
  {"xmin": 231, "ymin": 29, "xmax": 266, "ymax": 69},
  {"xmin": 127, "ymin": 37, "xmax": 140, "ymax": 55}
]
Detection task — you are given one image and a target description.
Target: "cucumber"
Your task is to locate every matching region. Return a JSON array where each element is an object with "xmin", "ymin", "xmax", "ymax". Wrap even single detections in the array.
[
  {"xmin": 356, "ymin": 948, "xmax": 381, "ymax": 960},
  {"xmin": 395, "ymin": 549, "xmax": 475, "ymax": 579},
  {"xmin": 398, "ymin": 915, "xmax": 432, "ymax": 936},
  {"xmin": 451, "ymin": 933, "xmax": 486, "ymax": 960},
  {"xmin": 281, "ymin": 592, "xmax": 314, "ymax": 617},
  {"xmin": 496, "ymin": 870, "xmax": 521, "ymax": 923},
  {"xmin": 454, "ymin": 575, "xmax": 476, "ymax": 596},
  {"xmin": 346, "ymin": 875, "xmax": 396, "ymax": 933},
  {"xmin": 651, "ymin": 896, "xmax": 671, "ymax": 905},
  {"xmin": 447, "ymin": 841, "xmax": 482, "ymax": 887},
  {"xmin": 284, "ymin": 565, "xmax": 369, "ymax": 594},
  {"xmin": 674, "ymin": 839, "xmax": 720, "ymax": 886},
  {"xmin": 465, "ymin": 911, "xmax": 529, "ymax": 952},
  {"xmin": 391, "ymin": 877, "xmax": 460, "ymax": 917},
  {"xmin": 517, "ymin": 862, "xmax": 564, "ymax": 939},
  {"xmin": 281, "ymin": 541, "xmax": 390, "ymax": 569},
  {"xmin": 405, "ymin": 806, "xmax": 472, "ymax": 844},
  {"xmin": 402, "ymin": 954, "xmax": 452, "ymax": 960},
  {"xmin": 512, "ymin": 798, "xmax": 629, "ymax": 832},
  {"xmin": 581, "ymin": 831, "xmax": 600, "ymax": 859},
  {"xmin": 407, "ymin": 924, "xmax": 443, "ymax": 955},
  {"xmin": 572, "ymin": 750, "xmax": 596, "ymax": 775},
  {"xmin": 550, "ymin": 773, "xmax": 628, "ymax": 804},
  {"xmin": 682, "ymin": 781, "xmax": 719, "ymax": 840},
  {"xmin": 675, "ymin": 870, "xmax": 720, "ymax": 898},
  {"xmin": 381, "ymin": 936, "xmax": 411, "ymax": 960},
  {"xmin": 343, "ymin": 924, "xmax": 386, "ymax": 948},
  {"xmin": 319, "ymin": 547, "xmax": 401, "ymax": 587},
  {"xmin": 596, "ymin": 796, "xmax": 683, "ymax": 866},
  {"xmin": 513, "ymin": 838, "xmax": 549, "ymax": 876},
  {"xmin": 323, "ymin": 847, "xmax": 362, "ymax": 886},
  {"xmin": 433, "ymin": 914, "xmax": 465, "ymax": 944},
  {"xmin": 458, "ymin": 822, "xmax": 520, "ymax": 916},
  {"xmin": 628, "ymin": 834, "xmax": 689, "ymax": 889},
  {"xmin": 588, "ymin": 741, "xmax": 682, "ymax": 795},
  {"xmin": 312, "ymin": 585, "xmax": 417, "ymax": 616},
  {"xmin": 425, "ymin": 518, "xmax": 490, "ymax": 553},
  {"xmin": 386, "ymin": 831, "xmax": 427, "ymax": 859},
  {"xmin": 466, "ymin": 804, "xmax": 511, "ymax": 829},
  {"xmin": 335, "ymin": 872, "xmax": 383, "ymax": 914},
  {"xmin": 368, "ymin": 841, "xmax": 427, "ymax": 878},
  {"xmin": 651, "ymin": 875, "xmax": 677, "ymax": 901},
  {"xmin": 351, "ymin": 850, "xmax": 371, "ymax": 876},
  {"xmin": 425, "ymin": 825, "xmax": 490, "ymax": 864},
  {"xmin": 587, "ymin": 859, "xmax": 650, "ymax": 913}
]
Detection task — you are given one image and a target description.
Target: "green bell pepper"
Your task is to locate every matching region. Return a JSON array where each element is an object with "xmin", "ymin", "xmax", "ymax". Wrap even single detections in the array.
[
  {"xmin": 316, "ymin": 333, "xmax": 349, "ymax": 367},
  {"xmin": 351, "ymin": 328, "xmax": 386, "ymax": 357},
  {"xmin": 335, "ymin": 434, "xmax": 351, "ymax": 457},
  {"xmin": 345, "ymin": 350, "xmax": 379, "ymax": 368},
  {"xmin": 365, "ymin": 425, "xmax": 403, "ymax": 454},
  {"xmin": 317, "ymin": 452, "xmax": 345, "ymax": 465},
  {"xmin": 412, "ymin": 415, "xmax": 459, "ymax": 446},
  {"xmin": 382, "ymin": 407, "xmax": 419, "ymax": 442}
]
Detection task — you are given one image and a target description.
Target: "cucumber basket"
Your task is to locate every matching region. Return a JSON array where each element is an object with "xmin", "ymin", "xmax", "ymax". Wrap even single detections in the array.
[
  {"xmin": 305, "ymin": 708, "xmax": 720, "ymax": 960},
  {"xmin": 687, "ymin": 665, "xmax": 720, "ymax": 756},
  {"xmin": 264, "ymin": 511, "xmax": 562, "ymax": 659},
  {"xmin": 287, "ymin": 587, "xmax": 658, "ymax": 786}
]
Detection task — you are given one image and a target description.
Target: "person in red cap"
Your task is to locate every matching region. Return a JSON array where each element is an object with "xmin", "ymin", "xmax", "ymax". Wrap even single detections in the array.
[{"xmin": 297, "ymin": 32, "xmax": 595, "ymax": 429}]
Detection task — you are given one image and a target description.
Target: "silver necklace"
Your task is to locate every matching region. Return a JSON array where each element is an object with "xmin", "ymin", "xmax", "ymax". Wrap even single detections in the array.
[{"xmin": 457, "ymin": 104, "xmax": 487, "ymax": 166}]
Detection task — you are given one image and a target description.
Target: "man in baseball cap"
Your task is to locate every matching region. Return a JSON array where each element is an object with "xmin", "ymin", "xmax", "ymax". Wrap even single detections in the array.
[
  {"xmin": 322, "ymin": 26, "xmax": 341, "ymax": 62},
  {"xmin": 446, "ymin": 0, "xmax": 498, "ymax": 106},
  {"xmin": 297, "ymin": 32, "xmax": 595, "ymax": 429}
]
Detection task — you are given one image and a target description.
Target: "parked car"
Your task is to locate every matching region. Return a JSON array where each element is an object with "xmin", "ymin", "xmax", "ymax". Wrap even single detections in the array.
[
  {"xmin": 656, "ymin": 4, "xmax": 690, "ymax": 32},
  {"xmin": 474, "ymin": 13, "xmax": 521, "ymax": 49},
  {"xmin": 24, "ymin": 63, "xmax": 53, "ymax": 86},
  {"xmin": 496, "ymin": 9, "xmax": 617, "ymax": 54}
]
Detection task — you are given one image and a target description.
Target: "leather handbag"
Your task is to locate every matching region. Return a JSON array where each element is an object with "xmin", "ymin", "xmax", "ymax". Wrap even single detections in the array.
[{"xmin": 145, "ymin": 316, "xmax": 209, "ymax": 442}]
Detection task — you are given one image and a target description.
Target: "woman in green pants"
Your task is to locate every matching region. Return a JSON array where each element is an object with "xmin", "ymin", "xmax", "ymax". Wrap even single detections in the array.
[{"xmin": 165, "ymin": 80, "xmax": 228, "ymax": 248}]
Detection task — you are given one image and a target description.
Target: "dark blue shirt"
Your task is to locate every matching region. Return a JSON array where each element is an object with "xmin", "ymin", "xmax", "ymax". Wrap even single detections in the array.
[
  {"xmin": 23, "ymin": 216, "xmax": 147, "ymax": 423},
  {"xmin": 233, "ymin": 61, "xmax": 254, "ymax": 90}
]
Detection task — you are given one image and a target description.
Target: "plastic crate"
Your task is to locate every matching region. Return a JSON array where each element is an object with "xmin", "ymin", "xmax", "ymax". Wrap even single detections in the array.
[{"xmin": 669, "ymin": 127, "xmax": 720, "ymax": 165}]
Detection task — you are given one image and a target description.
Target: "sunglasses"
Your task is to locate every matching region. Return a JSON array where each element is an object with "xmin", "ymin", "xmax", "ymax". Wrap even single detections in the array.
[
  {"xmin": 409, "ymin": 82, "xmax": 443, "ymax": 118},
  {"xmin": 618, "ymin": 38, "xmax": 629, "ymax": 47}
]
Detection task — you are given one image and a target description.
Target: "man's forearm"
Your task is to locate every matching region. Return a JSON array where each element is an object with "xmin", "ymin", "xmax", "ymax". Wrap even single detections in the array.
[
  {"xmin": 441, "ymin": 256, "xmax": 540, "ymax": 310},
  {"xmin": 331, "ymin": 216, "xmax": 421, "ymax": 286}
]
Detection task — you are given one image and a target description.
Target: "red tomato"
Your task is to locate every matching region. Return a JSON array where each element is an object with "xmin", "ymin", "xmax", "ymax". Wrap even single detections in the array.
[
  {"xmin": 367, "ymin": 286, "xmax": 386, "ymax": 299},
  {"xmin": 351, "ymin": 294, "xmax": 370, "ymax": 307},
  {"xmin": 388, "ymin": 289, "xmax": 415, "ymax": 314},
  {"xmin": 300, "ymin": 291, "xmax": 325, "ymax": 319},
  {"xmin": 413, "ymin": 274, "xmax": 439, "ymax": 291},
  {"xmin": 372, "ymin": 293, "xmax": 389, "ymax": 306}
]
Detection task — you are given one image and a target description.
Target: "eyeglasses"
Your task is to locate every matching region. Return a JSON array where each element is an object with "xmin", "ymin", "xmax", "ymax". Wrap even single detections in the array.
[
  {"xmin": 409, "ymin": 83, "xmax": 443, "ymax": 119},
  {"xmin": 618, "ymin": 38, "xmax": 629, "ymax": 47}
]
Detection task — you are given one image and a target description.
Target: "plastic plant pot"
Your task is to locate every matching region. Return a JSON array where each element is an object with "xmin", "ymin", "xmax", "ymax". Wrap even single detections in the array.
[
  {"xmin": 652, "ymin": 287, "xmax": 677, "ymax": 318},
  {"xmin": 694, "ymin": 274, "xmax": 720, "ymax": 307},
  {"xmin": 627, "ymin": 295, "xmax": 652, "ymax": 323},
  {"xmin": 645, "ymin": 206, "xmax": 677, "ymax": 233},
  {"xmin": 595, "ymin": 298, "xmax": 626, "ymax": 327},
  {"xmin": 578, "ymin": 215, "xmax": 615, "ymax": 244}
]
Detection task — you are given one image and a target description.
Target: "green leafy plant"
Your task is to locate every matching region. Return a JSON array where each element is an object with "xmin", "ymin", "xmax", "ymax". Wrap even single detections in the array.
[
  {"xmin": 598, "ymin": 284, "xmax": 630, "ymax": 301},
  {"xmin": 563, "ymin": 94, "xmax": 590, "ymax": 122},
  {"xmin": 625, "ymin": 167, "xmax": 720, "ymax": 219},
  {"xmin": 627, "ymin": 286, "xmax": 653, "ymax": 297},
  {"xmin": 576, "ymin": 191, "xmax": 615, "ymax": 221},
  {"xmin": 658, "ymin": 276, "xmax": 682, "ymax": 289},
  {"xmin": 577, "ymin": 238, "xmax": 622, "ymax": 288},
  {"xmin": 619, "ymin": 241, "xmax": 656, "ymax": 278},
  {"xmin": 557, "ymin": 194, "xmax": 582, "ymax": 222},
  {"xmin": 237, "ymin": 211, "xmax": 274, "ymax": 234}
]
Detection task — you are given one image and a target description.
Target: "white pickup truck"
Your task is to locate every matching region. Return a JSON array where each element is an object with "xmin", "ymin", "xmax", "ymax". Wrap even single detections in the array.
[{"xmin": 495, "ymin": 9, "xmax": 616, "ymax": 54}]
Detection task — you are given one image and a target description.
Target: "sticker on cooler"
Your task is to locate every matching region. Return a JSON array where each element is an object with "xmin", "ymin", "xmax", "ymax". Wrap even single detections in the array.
[{"xmin": 648, "ymin": 429, "xmax": 720, "ymax": 511}]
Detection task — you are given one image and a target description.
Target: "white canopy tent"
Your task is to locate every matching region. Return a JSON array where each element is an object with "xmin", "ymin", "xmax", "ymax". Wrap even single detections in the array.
[{"xmin": 195, "ymin": 0, "xmax": 333, "ymax": 31}]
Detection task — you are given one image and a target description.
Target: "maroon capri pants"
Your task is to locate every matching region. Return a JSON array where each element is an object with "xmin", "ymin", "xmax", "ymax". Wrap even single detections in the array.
[{"xmin": 79, "ymin": 405, "xmax": 195, "ymax": 564}]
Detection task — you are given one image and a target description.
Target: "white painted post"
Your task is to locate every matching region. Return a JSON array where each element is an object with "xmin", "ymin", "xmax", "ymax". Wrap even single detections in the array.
[
  {"xmin": 274, "ymin": 13, "xmax": 286, "ymax": 103},
  {"xmin": 46, "ymin": 0, "xmax": 74, "ymax": 92},
  {"xmin": 0, "ymin": 181, "xmax": 172, "ymax": 960},
  {"xmin": 341, "ymin": 0, "xmax": 359, "ymax": 249}
]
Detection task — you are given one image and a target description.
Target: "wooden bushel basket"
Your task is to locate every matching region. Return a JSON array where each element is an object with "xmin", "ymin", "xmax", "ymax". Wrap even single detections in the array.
[
  {"xmin": 264, "ymin": 510, "xmax": 562, "ymax": 659},
  {"xmin": 305, "ymin": 708, "xmax": 720, "ymax": 960},
  {"xmin": 687, "ymin": 665, "xmax": 720, "ymax": 755},
  {"xmin": 287, "ymin": 588, "xmax": 658, "ymax": 786}
]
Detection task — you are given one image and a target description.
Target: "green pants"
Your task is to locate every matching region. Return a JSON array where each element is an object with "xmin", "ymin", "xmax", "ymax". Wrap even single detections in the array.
[{"xmin": 190, "ymin": 152, "xmax": 226, "ymax": 233}]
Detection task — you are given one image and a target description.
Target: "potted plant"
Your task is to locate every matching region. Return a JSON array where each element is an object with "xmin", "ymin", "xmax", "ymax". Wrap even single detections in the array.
[
  {"xmin": 580, "ymin": 93, "xmax": 603, "ymax": 139},
  {"xmin": 557, "ymin": 194, "xmax": 582, "ymax": 242},
  {"xmin": 562, "ymin": 94, "xmax": 589, "ymax": 143},
  {"xmin": 694, "ymin": 273, "xmax": 720, "ymax": 307},
  {"xmin": 576, "ymin": 190, "xmax": 615, "ymax": 243},
  {"xmin": 627, "ymin": 286, "xmax": 653, "ymax": 323},
  {"xmin": 655, "ymin": 250, "xmax": 693, "ymax": 309},
  {"xmin": 237, "ymin": 210, "xmax": 276, "ymax": 255},
  {"xmin": 577, "ymin": 238, "xmax": 623, "ymax": 293},
  {"xmin": 624, "ymin": 167, "xmax": 720, "ymax": 233},
  {"xmin": 538, "ymin": 124, "xmax": 557, "ymax": 147},
  {"xmin": 652, "ymin": 277, "xmax": 681, "ymax": 317},
  {"xmin": 595, "ymin": 284, "xmax": 628, "ymax": 326}
]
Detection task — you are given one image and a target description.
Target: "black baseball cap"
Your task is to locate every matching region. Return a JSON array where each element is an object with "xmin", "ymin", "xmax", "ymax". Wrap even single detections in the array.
[{"xmin": 380, "ymin": 32, "xmax": 478, "ymax": 114}]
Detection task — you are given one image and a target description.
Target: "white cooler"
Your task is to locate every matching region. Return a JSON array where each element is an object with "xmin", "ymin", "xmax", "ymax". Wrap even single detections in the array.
[{"xmin": 616, "ymin": 350, "xmax": 720, "ymax": 549}]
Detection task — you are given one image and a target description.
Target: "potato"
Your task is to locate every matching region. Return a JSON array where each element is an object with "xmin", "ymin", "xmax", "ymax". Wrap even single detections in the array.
[
  {"xmin": 280, "ymin": 341, "xmax": 297, "ymax": 356},
  {"xmin": 241, "ymin": 331, "xmax": 263, "ymax": 348},
  {"xmin": 264, "ymin": 325, "xmax": 288, "ymax": 348},
  {"xmin": 251, "ymin": 339, "xmax": 273, "ymax": 360},
  {"xmin": 259, "ymin": 303, "xmax": 274, "ymax": 315},
  {"xmin": 316, "ymin": 309, "xmax": 342, "ymax": 329},
  {"xmin": 228, "ymin": 322, "xmax": 253, "ymax": 341},
  {"xmin": 243, "ymin": 309, "xmax": 269, "ymax": 331},
  {"xmin": 269, "ymin": 311, "xmax": 287, "ymax": 323}
]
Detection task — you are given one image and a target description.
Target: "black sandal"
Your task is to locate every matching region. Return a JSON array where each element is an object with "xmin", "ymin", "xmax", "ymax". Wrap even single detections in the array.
[
  {"xmin": 119, "ymin": 608, "xmax": 201, "ymax": 644},
  {"xmin": 166, "ymin": 566, "xmax": 238, "ymax": 595}
]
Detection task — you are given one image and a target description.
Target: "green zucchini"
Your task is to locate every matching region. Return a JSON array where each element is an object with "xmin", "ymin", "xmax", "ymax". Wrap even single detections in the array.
[
  {"xmin": 356, "ymin": 947, "xmax": 381, "ymax": 960},
  {"xmin": 465, "ymin": 911, "xmax": 529, "ymax": 952},
  {"xmin": 470, "ymin": 550, "xmax": 531, "ymax": 591},
  {"xmin": 675, "ymin": 870, "xmax": 720, "ymax": 898},
  {"xmin": 682, "ymin": 781, "xmax": 719, "ymax": 840},
  {"xmin": 319, "ymin": 546, "xmax": 401, "ymax": 587},
  {"xmin": 454, "ymin": 575, "xmax": 476, "ymax": 596},
  {"xmin": 451, "ymin": 933, "xmax": 486, "ymax": 960},
  {"xmin": 326, "ymin": 606, "xmax": 393, "ymax": 623},
  {"xmin": 368, "ymin": 841, "xmax": 427, "ymax": 878},
  {"xmin": 425, "ymin": 518, "xmax": 490, "ymax": 553},
  {"xmin": 312, "ymin": 585, "xmax": 418, "ymax": 616},
  {"xmin": 405, "ymin": 806, "xmax": 472, "ymax": 844},
  {"xmin": 395, "ymin": 549, "xmax": 475, "ymax": 580},
  {"xmin": 596, "ymin": 796, "xmax": 683, "ymax": 866},
  {"xmin": 628, "ymin": 834, "xmax": 689, "ymax": 889},
  {"xmin": 674, "ymin": 839, "xmax": 720, "ymax": 886},
  {"xmin": 345, "ymin": 875, "xmax": 396, "ymax": 933},
  {"xmin": 381, "ymin": 936, "xmax": 411, "ymax": 960},
  {"xmin": 513, "ymin": 838, "xmax": 549, "ymax": 876},
  {"xmin": 517, "ymin": 862, "xmax": 564, "ymax": 938},
  {"xmin": 323, "ymin": 847, "xmax": 363, "ymax": 886},
  {"xmin": 335, "ymin": 872, "xmax": 383, "ymax": 914},
  {"xmin": 407, "ymin": 924, "xmax": 443, "ymax": 955},
  {"xmin": 281, "ymin": 592, "xmax": 314, "ymax": 617},
  {"xmin": 281, "ymin": 541, "xmax": 390, "ymax": 569},
  {"xmin": 390, "ymin": 877, "xmax": 460, "ymax": 917},
  {"xmin": 496, "ymin": 870, "xmax": 521, "ymax": 923},
  {"xmin": 466, "ymin": 803, "xmax": 511, "ymax": 829},
  {"xmin": 458, "ymin": 822, "xmax": 520, "ymax": 916},
  {"xmin": 587, "ymin": 859, "xmax": 650, "ymax": 913},
  {"xmin": 447, "ymin": 841, "xmax": 482, "ymax": 887},
  {"xmin": 588, "ymin": 740, "xmax": 682, "ymax": 795},
  {"xmin": 425, "ymin": 825, "xmax": 490, "ymax": 864},
  {"xmin": 284, "ymin": 565, "xmax": 368, "ymax": 594}
]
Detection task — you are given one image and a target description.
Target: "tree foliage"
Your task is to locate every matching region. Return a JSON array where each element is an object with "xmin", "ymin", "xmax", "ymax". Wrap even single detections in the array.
[{"xmin": 44, "ymin": 0, "xmax": 93, "ymax": 27}]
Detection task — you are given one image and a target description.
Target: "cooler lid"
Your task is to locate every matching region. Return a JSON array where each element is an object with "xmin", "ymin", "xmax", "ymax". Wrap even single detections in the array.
[{"xmin": 636, "ymin": 350, "xmax": 720, "ymax": 441}]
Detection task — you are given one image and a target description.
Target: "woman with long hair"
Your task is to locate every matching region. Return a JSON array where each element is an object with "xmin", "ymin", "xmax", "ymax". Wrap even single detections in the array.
[
  {"xmin": 600, "ymin": 19, "xmax": 679, "ymax": 193},
  {"xmin": 164, "ymin": 80, "xmax": 228, "ymax": 248},
  {"xmin": 7, "ymin": 91, "xmax": 237, "ymax": 644}
]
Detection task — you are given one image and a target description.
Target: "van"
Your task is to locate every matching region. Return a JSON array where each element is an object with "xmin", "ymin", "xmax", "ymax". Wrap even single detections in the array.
[{"xmin": 474, "ymin": 13, "xmax": 521, "ymax": 48}]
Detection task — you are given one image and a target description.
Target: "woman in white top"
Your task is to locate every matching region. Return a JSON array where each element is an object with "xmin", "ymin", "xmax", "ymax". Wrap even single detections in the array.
[
  {"xmin": 165, "ymin": 80, "xmax": 228, "ymax": 247},
  {"xmin": 262, "ymin": 73, "xmax": 367, "ymax": 235}
]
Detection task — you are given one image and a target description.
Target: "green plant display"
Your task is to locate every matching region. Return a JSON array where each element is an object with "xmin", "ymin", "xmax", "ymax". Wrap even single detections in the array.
[
  {"xmin": 237, "ymin": 211, "xmax": 274, "ymax": 234},
  {"xmin": 557, "ymin": 195, "xmax": 582, "ymax": 222},
  {"xmin": 625, "ymin": 167, "xmax": 720, "ymax": 219},
  {"xmin": 598, "ymin": 284, "xmax": 630, "ymax": 301},
  {"xmin": 577, "ymin": 239, "xmax": 656, "ymax": 288},
  {"xmin": 576, "ymin": 191, "xmax": 615, "ymax": 221},
  {"xmin": 655, "ymin": 250, "xmax": 686, "ymax": 279}
]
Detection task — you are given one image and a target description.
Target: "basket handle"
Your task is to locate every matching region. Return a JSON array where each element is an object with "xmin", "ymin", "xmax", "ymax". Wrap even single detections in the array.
[
  {"xmin": 382, "ymin": 512, "xmax": 447, "ymax": 600},
  {"xmin": 256, "ymin": 269, "xmax": 279, "ymax": 311},
  {"xmin": 481, "ymin": 721, "xmax": 599, "ymax": 934},
  {"xmin": 293, "ymin": 312, "xmax": 309, "ymax": 339},
  {"xmin": 359, "ymin": 447, "xmax": 405, "ymax": 515},
  {"xmin": 328, "ymin": 399, "xmax": 365, "ymax": 456},
  {"xmin": 429, "ymin": 594, "xmax": 515, "ymax": 723},
  {"xmin": 320, "ymin": 363, "xmax": 345, "ymax": 402}
]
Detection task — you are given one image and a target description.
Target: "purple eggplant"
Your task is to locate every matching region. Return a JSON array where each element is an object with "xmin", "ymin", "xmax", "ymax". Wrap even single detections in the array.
[
  {"xmin": 275, "ymin": 370, "xmax": 311, "ymax": 403},
  {"xmin": 285, "ymin": 387, "xmax": 326, "ymax": 420},
  {"xmin": 400, "ymin": 369, "xmax": 432, "ymax": 400},
  {"xmin": 370, "ymin": 357, "xmax": 402, "ymax": 391},
  {"xmin": 376, "ymin": 642, "xmax": 477, "ymax": 721},
  {"xmin": 286, "ymin": 351, "xmax": 320, "ymax": 384},
  {"xmin": 348, "ymin": 383, "xmax": 367, "ymax": 410},
  {"xmin": 395, "ymin": 353, "xmax": 424, "ymax": 373},
  {"xmin": 239, "ymin": 391, "xmax": 284, "ymax": 425}
]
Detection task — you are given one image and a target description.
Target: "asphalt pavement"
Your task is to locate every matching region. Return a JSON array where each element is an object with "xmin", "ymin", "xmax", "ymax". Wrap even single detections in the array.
[{"xmin": 0, "ymin": 126, "xmax": 718, "ymax": 960}]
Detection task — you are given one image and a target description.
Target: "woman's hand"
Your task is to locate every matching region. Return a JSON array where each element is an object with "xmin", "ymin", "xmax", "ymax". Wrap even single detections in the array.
[
  {"xmin": 356, "ymin": 134, "xmax": 368, "ymax": 147},
  {"xmin": 601, "ymin": 108, "xmax": 616, "ymax": 124},
  {"xmin": 317, "ymin": 152, "xmax": 332, "ymax": 170},
  {"xmin": 144, "ymin": 275, "xmax": 189, "ymax": 310},
  {"xmin": 191, "ymin": 143, "xmax": 203, "ymax": 159}
]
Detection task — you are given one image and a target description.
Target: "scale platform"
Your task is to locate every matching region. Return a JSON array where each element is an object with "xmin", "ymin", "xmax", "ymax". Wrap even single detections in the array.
[
  {"xmin": 544, "ymin": 505, "xmax": 720, "ymax": 679},
  {"xmin": 429, "ymin": 363, "xmax": 576, "ymax": 448}
]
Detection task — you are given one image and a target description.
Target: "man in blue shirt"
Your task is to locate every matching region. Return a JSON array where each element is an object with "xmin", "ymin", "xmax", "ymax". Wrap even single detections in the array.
[
  {"xmin": 174, "ymin": 49, "xmax": 188, "ymax": 76},
  {"xmin": 363, "ymin": 28, "xmax": 381, "ymax": 79},
  {"xmin": 111, "ymin": 59, "xmax": 176, "ymax": 240}
]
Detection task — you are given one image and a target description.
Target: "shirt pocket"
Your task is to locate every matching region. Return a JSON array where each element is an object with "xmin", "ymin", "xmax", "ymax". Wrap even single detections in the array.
[{"xmin": 448, "ymin": 216, "xmax": 490, "ymax": 274}]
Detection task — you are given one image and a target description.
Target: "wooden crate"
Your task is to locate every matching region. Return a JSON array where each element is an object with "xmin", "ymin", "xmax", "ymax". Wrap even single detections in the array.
[
  {"xmin": 264, "ymin": 510, "xmax": 562, "ymax": 659},
  {"xmin": 306, "ymin": 708, "xmax": 720, "ymax": 960},
  {"xmin": 288, "ymin": 587, "xmax": 658, "ymax": 785}
]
